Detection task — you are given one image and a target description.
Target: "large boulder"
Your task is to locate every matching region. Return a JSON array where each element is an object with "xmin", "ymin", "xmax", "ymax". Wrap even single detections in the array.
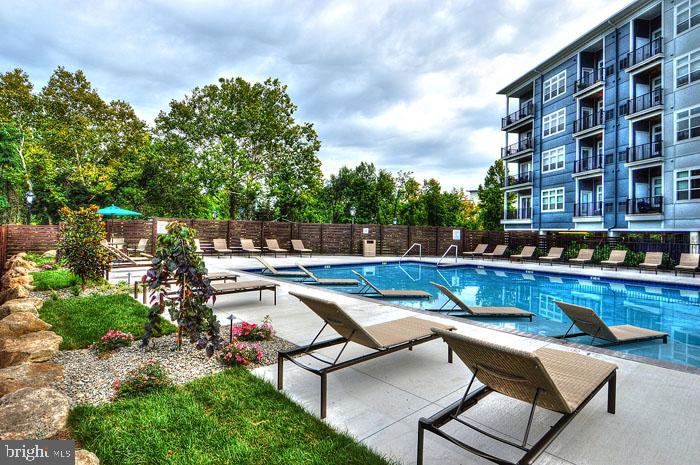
[
  {"xmin": 0, "ymin": 298, "xmax": 43, "ymax": 318},
  {"xmin": 1, "ymin": 272, "xmax": 33, "ymax": 290},
  {"xmin": 42, "ymin": 250, "xmax": 57, "ymax": 259},
  {"xmin": 75, "ymin": 449, "xmax": 100, "ymax": 465},
  {"xmin": 0, "ymin": 285, "xmax": 30, "ymax": 306},
  {"xmin": 0, "ymin": 331, "xmax": 62, "ymax": 368},
  {"xmin": 0, "ymin": 312, "xmax": 51, "ymax": 339},
  {"xmin": 5, "ymin": 257, "xmax": 35, "ymax": 272},
  {"xmin": 0, "ymin": 362, "xmax": 63, "ymax": 397},
  {"xmin": 0, "ymin": 387, "xmax": 70, "ymax": 439}
]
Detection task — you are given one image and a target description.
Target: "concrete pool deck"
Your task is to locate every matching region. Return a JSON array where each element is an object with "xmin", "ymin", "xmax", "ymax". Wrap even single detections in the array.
[{"xmin": 112, "ymin": 255, "xmax": 700, "ymax": 465}]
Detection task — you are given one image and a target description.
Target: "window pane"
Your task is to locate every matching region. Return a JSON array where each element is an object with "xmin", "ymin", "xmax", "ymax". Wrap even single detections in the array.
[{"xmin": 678, "ymin": 191, "xmax": 689, "ymax": 200}]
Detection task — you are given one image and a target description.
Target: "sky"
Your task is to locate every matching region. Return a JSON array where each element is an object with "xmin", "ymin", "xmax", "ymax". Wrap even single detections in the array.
[{"xmin": 0, "ymin": 0, "xmax": 633, "ymax": 190}]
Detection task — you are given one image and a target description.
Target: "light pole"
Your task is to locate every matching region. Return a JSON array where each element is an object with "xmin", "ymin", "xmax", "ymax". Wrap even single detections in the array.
[
  {"xmin": 25, "ymin": 191, "xmax": 35, "ymax": 225},
  {"xmin": 212, "ymin": 210, "xmax": 218, "ymax": 220},
  {"xmin": 349, "ymin": 206, "xmax": 356, "ymax": 225}
]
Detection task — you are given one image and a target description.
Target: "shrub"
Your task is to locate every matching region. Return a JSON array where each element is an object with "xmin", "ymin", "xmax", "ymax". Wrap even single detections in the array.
[
  {"xmin": 92, "ymin": 329, "xmax": 134, "ymax": 354},
  {"xmin": 57, "ymin": 206, "xmax": 111, "ymax": 289},
  {"xmin": 563, "ymin": 241, "xmax": 585, "ymax": 260},
  {"xmin": 218, "ymin": 342, "xmax": 263, "ymax": 367},
  {"xmin": 112, "ymin": 360, "xmax": 171, "ymax": 400},
  {"xmin": 231, "ymin": 316, "xmax": 274, "ymax": 342},
  {"xmin": 30, "ymin": 269, "xmax": 81, "ymax": 290}
]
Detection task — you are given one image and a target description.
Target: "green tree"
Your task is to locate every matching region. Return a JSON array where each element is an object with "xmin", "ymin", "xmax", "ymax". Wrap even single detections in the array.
[{"xmin": 477, "ymin": 159, "xmax": 505, "ymax": 231}]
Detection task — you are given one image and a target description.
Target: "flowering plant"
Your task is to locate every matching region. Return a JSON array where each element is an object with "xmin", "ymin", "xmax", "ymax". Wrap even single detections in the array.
[
  {"xmin": 218, "ymin": 341, "xmax": 263, "ymax": 367},
  {"xmin": 112, "ymin": 359, "xmax": 171, "ymax": 399},
  {"xmin": 230, "ymin": 315, "xmax": 274, "ymax": 342},
  {"xmin": 92, "ymin": 329, "xmax": 134, "ymax": 353}
]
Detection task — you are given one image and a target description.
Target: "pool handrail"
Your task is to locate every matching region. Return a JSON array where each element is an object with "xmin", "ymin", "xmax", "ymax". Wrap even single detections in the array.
[
  {"xmin": 400, "ymin": 243, "xmax": 422, "ymax": 263},
  {"xmin": 436, "ymin": 244, "xmax": 458, "ymax": 266}
]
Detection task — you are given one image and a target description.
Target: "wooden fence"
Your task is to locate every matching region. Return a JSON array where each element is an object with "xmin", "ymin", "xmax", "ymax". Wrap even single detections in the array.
[{"xmin": 0, "ymin": 225, "xmax": 6, "ymax": 271}]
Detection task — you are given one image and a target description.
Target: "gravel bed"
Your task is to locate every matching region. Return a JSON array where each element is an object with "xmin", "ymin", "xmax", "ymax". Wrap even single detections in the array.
[{"xmin": 52, "ymin": 331, "xmax": 297, "ymax": 406}]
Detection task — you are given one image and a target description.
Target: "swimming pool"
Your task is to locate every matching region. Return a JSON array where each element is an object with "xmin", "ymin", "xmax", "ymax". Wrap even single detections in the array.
[{"xmin": 265, "ymin": 261, "xmax": 700, "ymax": 369}]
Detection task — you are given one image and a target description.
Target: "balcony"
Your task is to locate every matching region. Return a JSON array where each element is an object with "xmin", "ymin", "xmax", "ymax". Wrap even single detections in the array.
[
  {"xmin": 504, "ymin": 208, "xmax": 532, "ymax": 221},
  {"xmin": 625, "ymin": 38, "xmax": 663, "ymax": 75},
  {"xmin": 574, "ymin": 155, "xmax": 604, "ymax": 174},
  {"xmin": 503, "ymin": 171, "xmax": 533, "ymax": 188},
  {"xmin": 627, "ymin": 141, "xmax": 663, "ymax": 164},
  {"xmin": 501, "ymin": 102, "xmax": 534, "ymax": 131},
  {"xmin": 501, "ymin": 138, "xmax": 534, "ymax": 159},
  {"xmin": 574, "ymin": 201, "xmax": 603, "ymax": 217},
  {"xmin": 627, "ymin": 196, "xmax": 663, "ymax": 215},
  {"xmin": 573, "ymin": 111, "xmax": 605, "ymax": 138},
  {"xmin": 626, "ymin": 88, "xmax": 663, "ymax": 120},
  {"xmin": 574, "ymin": 69, "xmax": 605, "ymax": 98}
]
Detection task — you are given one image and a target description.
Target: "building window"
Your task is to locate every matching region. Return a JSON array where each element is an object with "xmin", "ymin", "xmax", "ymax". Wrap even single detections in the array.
[
  {"xmin": 676, "ymin": 0, "xmax": 700, "ymax": 35},
  {"xmin": 541, "ymin": 187, "xmax": 565, "ymax": 212},
  {"xmin": 542, "ymin": 146, "xmax": 565, "ymax": 173},
  {"xmin": 675, "ymin": 169, "xmax": 700, "ymax": 200},
  {"xmin": 676, "ymin": 105, "xmax": 700, "ymax": 141},
  {"xmin": 542, "ymin": 108, "xmax": 566, "ymax": 138},
  {"xmin": 543, "ymin": 70, "xmax": 567, "ymax": 103},
  {"xmin": 676, "ymin": 49, "xmax": 700, "ymax": 88}
]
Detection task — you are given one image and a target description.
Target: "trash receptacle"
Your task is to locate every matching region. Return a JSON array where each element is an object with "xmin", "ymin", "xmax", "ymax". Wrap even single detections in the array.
[{"xmin": 363, "ymin": 239, "xmax": 376, "ymax": 257}]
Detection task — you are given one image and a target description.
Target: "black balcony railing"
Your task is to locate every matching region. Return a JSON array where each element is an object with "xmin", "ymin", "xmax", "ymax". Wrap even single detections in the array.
[
  {"xmin": 573, "ymin": 110, "xmax": 605, "ymax": 134},
  {"xmin": 627, "ymin": 196, "xmax": 663, "ymax": 215},
  {"xmin": 505, "ymin": 208, "xmax": 532, "ymax": 220},
  {"xmin": 504, "ymin": 171, "xmax": 533, "ymax": 187},
  {"xmin": 627, "ymin": 38, "xmax": 663, "ymax": 69},
  {"xmin": 574, "ymin": 155, "xmax": 603, "ymax": 173},
  {"xmin": 501, "ymin": 102, "xmax": 534, "ymax": 129},
  {"xmin": 627, "ymin": 141, "xmax": 663, "ymax": 163},
  {"xmin": 575, "ymin": 68, "xmax": 605, "ymax": 93},
  {"xmin": 501, "ymin": 138, "xmax": 534, "ymax": 158},
  {"xmin": 628, "ymin": 88, "xmax": 663, "ymax": 115},
  {"xmin": 574, "ymin": 201, "xmax": 603, "ymax": 217}
]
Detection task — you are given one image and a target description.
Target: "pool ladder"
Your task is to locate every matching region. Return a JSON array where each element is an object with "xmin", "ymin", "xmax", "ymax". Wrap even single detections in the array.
[
  {"xmin": 436, "ymin": 245, "xmax": 459, "ymax": 267},
  {"xmin": 399, "ymin": 243, "xmax": 422, "ymax": 263}
]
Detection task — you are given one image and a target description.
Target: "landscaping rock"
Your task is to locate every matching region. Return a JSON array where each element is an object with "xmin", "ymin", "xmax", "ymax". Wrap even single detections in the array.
[
  {"xmin": 1, "ymin": 273, "xmax": 33, "ymax": 289},
  {"xmin": 42, "ymin": 250, "xmax": 57, "ymax": 259},
  {"xmin": 0, "ymin": 298, "xmax": 42, "ymax": 318},
  {"xmin": 5, "ymin": 257, "xmax": 35, "ymax": 272},
  {"xmin": 0, "ymin": 312, "xmax": 52, "ymax": 339},
  {"xmin": 0, "ymin": 285, "xmax": 30, "ymax": 306},
  {"xmin": 0, "ymin": 387, "xmax": 70, "ymax": 439},
  {"xmin": 0, "ymin": 331, "xmax": 62, "ymax": 368},
  {"xmin": 0, "ymin": 362, "xmax": 64, "ymax": 397},
  {"xmin": 75, "ymin": 449, "xmax": 100, "ymax": 465}
]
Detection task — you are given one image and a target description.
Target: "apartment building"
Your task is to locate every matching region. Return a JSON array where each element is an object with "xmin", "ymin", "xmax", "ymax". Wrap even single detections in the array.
[{"xmin": 498, "ymin": 0, "xmax": 700, "ymax": 235}]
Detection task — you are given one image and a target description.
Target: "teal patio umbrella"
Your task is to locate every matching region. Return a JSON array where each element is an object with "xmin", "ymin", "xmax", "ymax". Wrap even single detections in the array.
[{"xmin": 97, "ymin": 205, "xmax": 142, "ymax": 239}]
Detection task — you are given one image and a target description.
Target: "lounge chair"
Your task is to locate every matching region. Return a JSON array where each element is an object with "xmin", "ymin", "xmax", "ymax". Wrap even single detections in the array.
[
  {"xmin": 264, "ymin": 238, "xmax": 288, "ymax": 257},
  {"xmin": 430, "ymin": 282, "xmax": 533, "ymax": 320},
  {"xmin": 127, "ymin": 238, "xmax": 152, "ymax": 258},
  {"xmin": 193, "ymin": 239, "xmax": 206, "ymax": 255},
  {"xmin": 134, "ymin": 272, "xmax": 239, "ymax": 303},
  {"xmin": 568, "ymin": 248, "xmax": 594, "ymax": 267},
  {"xmin": 239, "ymin": 238, "xmax": 261, "ymax": 257},
  {"xmin": 291, "ymin": 239, "xmax": 313, "ymax": 257},
  {"xmin": 554, "ymin": 301, "xmax": 667, "ymax": 346},
  {"xmin": 298, "ymin": 264, "xmax": 359, "ymax": 285},
  {"xmin": 462, "ymin": 243, "xmax": 487, "ymax": 258},
  {"xmin": 418, "ymin": 329, "xmax": 617, "ymax": 465},
  {"xmin": 101, "ymin": 240, "xmax": 152, "ymax": 279},
  {"xmin": 675, "ymin": 253, "xmax": 700, "ymax": 277},
  {"xmin": 482, "ymin": 244, "xmax": 507, "ymax": 260},
  {"xmin": 352, "ymin": 270, "xmax": 430, "ymax": 298},
  {"xmin": 110, "ymin": 237, "xmax": 125, "ymax": 249},
  {"xmin": 211, "ymin": 280, "xmax": 278, "ymax": 305},
  {"xmin": 213, "ymin": 238, "xmax": 234, "ymax": 257},
  {"xmin": 600, "ymin": 250, "xmax": 627, "ymax": 270},
  {"xmin": 639, "ymin": 251, "xmax": 663, "ymax": 274},
  {"xmin": 538, "ymin": 247, "xmax": 564, "ymax": 265},
  {"xmin": 256, "ymin": 256, "xmax": 306, "ymax": 277},
  {"xmin": 279, "ymin": 292, "xmax": 455, "ymax": 418},
  {"xmin": 509, "ymin": 246, "xmax": 536, "ymax": 262}
]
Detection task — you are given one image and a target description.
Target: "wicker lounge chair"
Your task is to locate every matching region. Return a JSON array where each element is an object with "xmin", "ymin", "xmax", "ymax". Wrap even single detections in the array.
[
  {"xmin": 213, "ymin": 238, "xmax": 234, "ymax": 257},
  {"xmin": 298, "ymin": 264, "xmax": 359, "ymax": 285},
  {"xmin": 675, "ymin": 253, "xmax": 700, "ymax": 277},
  {"xmin": 554, "ymin": 301, "xmax": 667, "ymax": 346},
  {"xmin": 568, "ymin": 248, "xmax": 594, "ymax": 267},
  {"xmin": 239, "ymin": 238, "xmax": 261, "ymax": 257},
  {"xmin": 279, "ymin": 292, "xmax": 455, "ymax": 418},
  {"xmin": 126, "ymin": 238, "xmax": 152, "ymax": 257},
  {"xmin": 352, "ymin": 270, "xmax": 431, "ymax": 298},
  {"xmin": 600, "ymin": 250, "xmax": 627, "ymax": 270},
  {"xmin": 256, "ymin": 256, "xmax": 306, "ymax": 277},
  {"xmin": 291, "ymin": 239, "xmax": 313, "ymax": 257},
  {"xmin": 463, "ymin": 243, "xmax": 488, "ymax": 258},
  {"xmin": 264, "ymin": 238, "xmax": 288, "ymax": 257},
  {"xmin": 431, "ymin": 282, "xmax": 533, "ymax": 320},
  {"xmin": 211, "ymin": 280, "xmax": 278, "ymax": 305},
  {"xmin": 639, "ymin": 251, "xmax": 663, "ymax": 274},
  {"xmin": 418, "ymin": 329, "xmax": 617, "ymax": 465},
  {"xmin": 482, "ymin": 244, "xmax": 507, "ymax": 260},
  {"xmin": 538, "ymin": 247, "xmax": 564, "ymax": 265},
  {"xmin": 509, "ymin": 246, "xmax": 536, "ymax": 262}
]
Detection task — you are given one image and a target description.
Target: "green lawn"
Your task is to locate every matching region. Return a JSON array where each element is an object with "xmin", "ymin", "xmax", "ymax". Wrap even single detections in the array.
[
  {"xmin": 70, "ymin": 369, "xmax": 395, "ymax": 465},
  {"xmin": 39, "ymin": 294, "xmax": 176, "ymax": 349},
  {"xmin": 30, "ymin": 269, "xmax": 81, "ymax": 290}
]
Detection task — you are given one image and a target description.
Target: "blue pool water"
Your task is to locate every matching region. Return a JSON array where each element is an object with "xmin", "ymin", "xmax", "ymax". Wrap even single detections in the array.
[{"xmin": 266, "ymin": 261, "xmax": 700, "ymax": 369}]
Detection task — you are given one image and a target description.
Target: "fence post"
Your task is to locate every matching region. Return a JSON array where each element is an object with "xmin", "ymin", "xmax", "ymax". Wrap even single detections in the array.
[
  {"xmin": 379, "ymin": 224, "xmax": 383, "ymax": 256},
  {"xmin": 150, "ymin": 219, "xmax": 157, "ymax": 255}
]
